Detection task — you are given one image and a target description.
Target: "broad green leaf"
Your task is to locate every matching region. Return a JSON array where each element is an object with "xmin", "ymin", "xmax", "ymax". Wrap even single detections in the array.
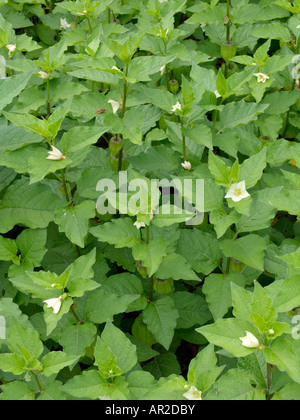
[
  {"xmin": 220, "ymin": 235, "xmax": 266, "ymax": 271},
  {"xmin": 142, "ymin": 297, "xmax": 179, "ymax": 350},
  {"xmin": 203, "ymin": 273, "xmax": 246, "ymax": 321},
  {"xmin": 132, "ymin": 238, "xmax": 167, "ymax": 277},
  {"xmin": 0, "ymin": 178, "xmax": 65, "ymax": 233},
  {"xmin": 90, "ymin": 217, "xmax": 141, "ymax": 248},
  {"xmin": 41, "ymin": 352, "xmax": 80, "ymax": 377},
  {"xmin": 54, "ymin": 201, "xmax": 95, "ymax": 248},
  {"xmin": 0, "ymin": 71, "xmax": 33, "ymax": 111}
]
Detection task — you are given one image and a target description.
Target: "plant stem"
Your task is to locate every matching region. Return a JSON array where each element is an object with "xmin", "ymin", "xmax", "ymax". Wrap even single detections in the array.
[
  {"xmin": 282, "ymin": 79, "xmax": 296, "ymax": 138},
  {"xmin": 46, "ymin": 79, "xmax": 51, "ymax": 116},
  {"xmin": 108, "ymin": 8, "xmax": 111, "ymax": 24},
  {"xmin": 86, "ymin": 17, "xmax": 92, "ymax": 33},
  {"xmin": 226, "ymin": 0, "xmax": 230, "ymax": 43},
  {"xmin": 71, "ymin": 306, "xmax": 82, "ymax": 324},
  {"xmin": 149, "ymin": 276, "xmax": 154, "ymax": 302},
  {"xmin": 267, "ymin": 363, "xmax": 273, "ymax": 400},
  {"xmin": 33, "ymin": 373, "xmax": 43, "ymax": 394},
  {"xmin": 117, "ymin": 65, "xmax": 129, "ymax": 172},
  {"xmin": 181, "ymin": 118, "xmax": 187, "ymax": 161},
  {"xmin": 60, "ymin": 169, "xmax": 70, "ymax": 202}
]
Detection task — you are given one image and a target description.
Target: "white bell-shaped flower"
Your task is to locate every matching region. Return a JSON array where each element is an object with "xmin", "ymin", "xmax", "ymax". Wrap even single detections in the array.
[
  {"xmin": 43, "ymin": 296, "xmax": 63, "ymax": 315},
  {"xmin": 225, "ymin": 181, "xmax": 250, "ymax": 202},
  {"xmin": 47, "ymin": 146, "xmax": 66, "ymax": 161},
  {"xmin": 240, "ymin": 331, "xmax": 261, "ymax": 349},
  {"xmin": 183, "ymin": 386, "xmax": 202, "ymax": 401}
]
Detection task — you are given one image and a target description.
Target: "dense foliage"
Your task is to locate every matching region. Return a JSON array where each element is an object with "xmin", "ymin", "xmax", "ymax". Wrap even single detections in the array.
[{"xmin": 0, "ymin": 0, "xmax": 300, "ymax": 401}]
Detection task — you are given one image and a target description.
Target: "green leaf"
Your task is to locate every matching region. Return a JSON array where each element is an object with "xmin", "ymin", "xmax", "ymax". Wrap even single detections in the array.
[
  {"xmin": 0, "ymin": 353, "xmax": 26, "ymax": 375},
  {"xmin": 41, "ymin": 352, "xmax": 80, "ymax": 377},
  {"xmin": 177, "ymin": 229, "xmax": 222, "ymax": 275},
  {"xmin": 263, "ymin": 339, "xmax": 300, "ymax": 384},
  {"xmin": 198, "ymin": 318, "xmax": 261, "ymax": 357},
  {"xmin": 8, "ymin": 320, "xmax": 43, "ymax": 359},
  {"xmin": 142, "ymin": 297, "xmax": 179, "ymax": 350},
  {"xmin": 86, "ymin": 288, "xmax": 140, "ymax": 324},
  {"xmin": 61, "ymin": 370, "xmax": 106, "ymax": 400},
  {"xmin": 0, "ymin": 178, "xmax": 65, "ymax": 234},
  {"xmin": 0, "ymin": 381, "xmax": 35, "ymax": 400},
  {"xmin": 208, "ymin": 151, "xmax": 231, "ymax": 187},
  {"xmin": 0, "ymin": 235, "xmax": 18, "ymax": 263},
  {"xmin": 205, "ymin": 369, "xmax": 265, "ymax": 400},
  {"xmin": 94, "ymin": 336, "xmax": 122, "ymax": 379},
  {"xmin": 173, "ymin": 291, "xmax": 211, "ymax": 329},
  {"xmin": 156, "ymin": 253, "xmax": 200, "ymax": 281},
  {"xmin": 59, "ymin": 323, "xmax": 97, "ymax": 358},
  {"xmin": 0, "ymin": 71, "xmax": 33, "ymax": 111},
  {"xmin": 90, "ymin": 217, "xmax": 141, "ymax": 248},
  {"xmin": 217, "ymin": 101, "xmax": 268, "ymax": 133},
  {"xmin": 132, "ymin": 238, "xmax": 167, "ymax": 277},
  {"xmin": 239, "ymin": 148, "xmax": 267, "ymax": 189},
  {"xmin": 188, "ymin": 344, "xmax": 224, "ymax": 392},
  {"xmin": 203, "ymin": 273, "xmax": 246, "ymax": 321},
  {"xmin": 100, "ymin": 321, "xmax": 138, "ymax": 375},
  {"xmin": 220, "ymin": 235, "xmax": 266, "ymax": 271},
  {"xmin": 54, "ymin": 201, "xmax": 95, "ymax": 248}
]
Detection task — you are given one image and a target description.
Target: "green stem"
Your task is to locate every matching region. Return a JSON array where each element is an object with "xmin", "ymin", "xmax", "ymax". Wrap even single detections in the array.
[
  {"xmin": 146, "ymin": 225, "xmax": 150, "ymax": 245},
  {"xmin": 46, "ymin": 79, "xmax": 51, "ymax": 116},
  {"xmin": 108, "ymin": 8, "xmax": 111, "ymax": 24},
  {"xmin": 71, "ymin": 306, "xmax": 82, "ymax": 324},
  {"xmin": 118, "ymin": 65, "xmax": 129, "ymax": 172},
  {"xmin": 86, "ymin": 17, "xmax": 92, "ymax": 33},
  {"xmin": 282, "ymin": 79, "xmax": 296, "ymax": 138},
  {"xmin": 267, "ymin": 363, "xmax": 273, "ymax": 400},
  {"xmin": 33, "ymin": 374, "xmax": 43, "ymax": 394},
  {"xmin": 226, "ymin": 0, "xmax": 230, "ymax": 42},
  {"xmin": 60, "ymin": 169, "xmax": 70, "ymax": 202},
  {"xmin": 212, "ymin": 109, "xmax": 219, "ymax": 134},
  {"xmin": 181, "ymin": 118, "xmax": 187, "ymax": 161},
  {"xmin": 149, "ymin": 276, "xmax": 154, "ymax": 302}
]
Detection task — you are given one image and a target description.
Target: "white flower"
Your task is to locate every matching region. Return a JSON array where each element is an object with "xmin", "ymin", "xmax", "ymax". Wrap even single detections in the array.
[
  {"xmin": 47, "ymin": 146, "xmax": 66, "ymax": 161},
  {"xmin": 214, "ymin": 90, "xmax": 221, "ymax": 98},
  {"xmin": 159, "ymin": 0, "xmax": 168, "ymax": 3},
  {"xmin": 297, "ymin": 24, "xmax": 300, "ymax": 29},
  {"xmin": 181, "ymin": 161, "xmax": 192, "ymax": 171},
  {"xmin": 183, "ymin": 386, "xmax": 202, "ymax": 401},
  {"xmin": 292, "ymin": 55, "xmax": 300, "ymax": 80},
  {"xmin": 111, "ymin": 66, "xmax": 122, "ymax": 72},
  {"xmin": 38, "ymin": 71, "xmax": 49, "ymax": 79},
  {"xmin": 269, "ymin": 329, "xmax": 275, "ymax": 335},
  {"xmin": 253, "ymin": 72, "xmax": 270, "ymax": 83},
  {"xmin": 171, "ymin": 101, "xmax": 182, "ymax": 113},
  {"xmin": 200, "ymin": 24, "xmax": 206, "ymax": 32},
  {"xmin": 43, "ymin": 296, "xmax": 63, "ymax": 315},
  {"xmin": 160, "ymin": 64, "xmax": 166, "ymax": 75},
  {"xmin": 108, "ymin": 99, "xmax": 121, "ymax": 114},
  {"xmin": 225, "ymin": 181, "xmax": 250, "ymax": 202},
  {"xmin": 60, "ymin": 18, "xmax": 71, "ymax": 29},
  {"xmin": 6, "ymin": 44, "xmax": 16, "ymax": 58},
  {"xmin": 98, "ymin": 395, "xmax": 112, "ymax": 400},
  {"xmin": 134, "ymin": 220, "xmax": 146, "ymax": 230},
  {"xmin": 240, "ymin": 331, "xmax": 261, "ymax": 349}
]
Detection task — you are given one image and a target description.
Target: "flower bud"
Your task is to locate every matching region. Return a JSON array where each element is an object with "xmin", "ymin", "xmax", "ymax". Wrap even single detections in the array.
[
  {"xmin": 153, "ymin": 278, "xmax": 174, "ymax": 295},
  {"xmin": 136, "ymin": 260, "xmax": 148, "ymax": 278},
  {"xmin": 221, "ymin": 41, "xmax": 237, "ymax": 62},
  {"xmin": 109, "ymin": 135, "xmax": 124, "ymax": 156},
  {"xmin": 169, "ymin": 79, "xmax": 179, "ymax": 94}
]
